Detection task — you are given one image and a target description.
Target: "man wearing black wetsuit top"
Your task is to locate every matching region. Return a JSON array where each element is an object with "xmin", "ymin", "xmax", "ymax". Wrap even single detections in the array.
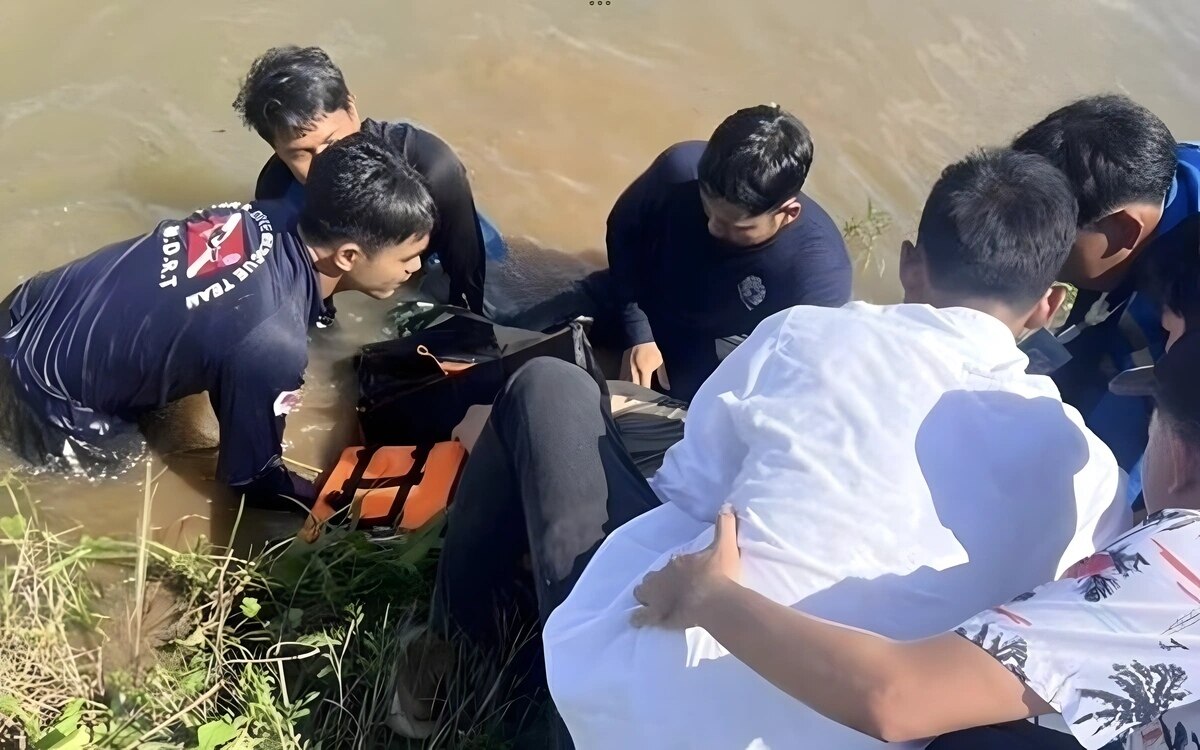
[
  {"xmin": 233, "ymin": 45, "xmax": 486, "ymax": 317},
  {"xmin": 0, "ymin": 134, "xmax": 434, "ymax": 510},
  {"xmin": 605, "ymin": 105, "xmax": 852, "ymax": 401}
]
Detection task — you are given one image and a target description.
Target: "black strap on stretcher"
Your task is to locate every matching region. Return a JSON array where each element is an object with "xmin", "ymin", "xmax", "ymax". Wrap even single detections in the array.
[{"xmin": 327, "ymin": 444, "xmax": 435, "ymax": 528}]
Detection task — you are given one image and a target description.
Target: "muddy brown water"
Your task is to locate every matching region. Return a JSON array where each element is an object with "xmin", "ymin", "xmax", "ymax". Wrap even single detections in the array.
[{"xmin": 1, "ymin": 0, "xmax": 1199, "ymax": 544}]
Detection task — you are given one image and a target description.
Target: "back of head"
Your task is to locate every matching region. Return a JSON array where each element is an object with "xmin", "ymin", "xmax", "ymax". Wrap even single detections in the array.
[
  {"xmin": 299, "ymin": 132, "xmax": 436, "ymax": 254},
  {"xmin": 917, "ymin": 148, "xmax": 1078, "ymax": 307},
  {"xmin": 697, "ymin": 104, "xmax": 814, "ymax": 216},
  {"xmin": 233, "ymin": 45, "xmax": 351, "ymax": 144},
  {"xmin": 1012, "ymin": 95, "xmax": 1176, "ymax": 227}
]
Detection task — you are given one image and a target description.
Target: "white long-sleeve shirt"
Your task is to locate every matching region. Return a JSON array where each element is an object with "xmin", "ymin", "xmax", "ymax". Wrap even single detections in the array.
[{"xmin": 544, "ymin": 302, "xmax": 1132, "ymax": 750}]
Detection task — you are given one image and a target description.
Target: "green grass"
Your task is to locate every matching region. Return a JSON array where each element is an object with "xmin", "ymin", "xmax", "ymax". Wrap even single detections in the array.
[
  {"xmin": 842, "ymin": 199, "xmax": 894, "ymax": 279},
  {"xmin": 0, "ymin": 469, "xmax": 523, "ymax": 750}
]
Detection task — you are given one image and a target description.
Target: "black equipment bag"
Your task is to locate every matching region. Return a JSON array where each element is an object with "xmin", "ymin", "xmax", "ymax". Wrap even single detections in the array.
[{"xmin": 356, "ymin": 304, "xmax": 605, "ymax": 446}]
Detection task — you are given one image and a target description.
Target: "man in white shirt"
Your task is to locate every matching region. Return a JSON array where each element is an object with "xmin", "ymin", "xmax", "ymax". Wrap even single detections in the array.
[
  {"xmin": 542, "ymin": 148, "xmax": 1132, "ymax": 749},
  {"xmin": 630, "ymin": 329, "xmax": 1200, "ymax": 750}
]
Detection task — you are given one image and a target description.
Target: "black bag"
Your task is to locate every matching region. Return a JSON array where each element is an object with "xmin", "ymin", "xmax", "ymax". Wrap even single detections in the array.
[{"xmin": 356, "ymin": 305, "xmax": 605, "ymax": 446}]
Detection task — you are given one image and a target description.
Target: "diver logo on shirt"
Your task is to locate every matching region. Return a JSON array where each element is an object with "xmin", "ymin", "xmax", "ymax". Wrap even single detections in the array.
[
  {"xmin": 157, "ymin": 203, "xmax": 277, "ymax": 310},
  {"xmin": 738, "ymin": 275, "xmax": 766, "ymax": 309},
  {"xmin": 185, "ymin": 212, "xmax": 247, "ymax": 279}
]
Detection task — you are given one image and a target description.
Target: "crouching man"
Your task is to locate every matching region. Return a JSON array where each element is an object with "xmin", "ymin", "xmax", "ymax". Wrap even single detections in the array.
[{"xmin": 0, "ymin": 133, "xmax": 433, "ymax": 510}]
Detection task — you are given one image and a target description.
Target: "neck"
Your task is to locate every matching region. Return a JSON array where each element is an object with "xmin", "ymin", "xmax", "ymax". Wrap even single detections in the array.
[
  {"xmin": 911, "ymin": 291, "xmax": 1025, "ymax": 338},
  {"xmin": 1152, "ymin": 495, "xmax": 1200, "ymax": 516},
  {"xmin": 300, "ymin": 229, "xmax": 343, "ymax": 299}
]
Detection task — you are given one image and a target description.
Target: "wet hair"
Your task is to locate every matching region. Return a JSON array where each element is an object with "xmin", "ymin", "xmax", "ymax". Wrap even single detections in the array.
[
  {"xmin": 1012, "ymin": 95, "xmax": 1177, "ymax": 227},
  {"xmin": 299, "ymin": 132, "xmax": 436, "ymax": 255},
  {"xmin": 233, "ymin": 46, "xmax": 352, "ymax": 144},
  {"xmin": 697, "ymin": 104, "xmax": 814, "ymax": 216},
  {"xmin": 917, "ymin": 148, "xmax": 1078, "ymax": 307}
]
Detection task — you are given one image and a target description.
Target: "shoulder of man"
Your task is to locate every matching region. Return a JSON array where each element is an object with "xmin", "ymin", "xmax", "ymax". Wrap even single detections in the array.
[
  {"xmin": 362, "ymin": 118, "xmax": 473, "ymax": 184},
  {"xmin": 782, "ymin": 192, "xmax": 850, "ymax": 262},
  {"xmin": 648, "ymin": 140, "xmax": 706, "ymax": 183},
  {"xmin": 254, "ymin": 155, "xmax": 295, "ymax": 202}
]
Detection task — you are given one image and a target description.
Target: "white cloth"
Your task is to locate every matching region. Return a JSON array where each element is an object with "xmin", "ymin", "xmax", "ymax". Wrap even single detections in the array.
[
  {"xmin": 957, "ymin": 508, "xmax": 1200, "ymax": 750},
  {"xmin": 544, "ymin": 302, "xmax": 1132, "ymax": 750}
]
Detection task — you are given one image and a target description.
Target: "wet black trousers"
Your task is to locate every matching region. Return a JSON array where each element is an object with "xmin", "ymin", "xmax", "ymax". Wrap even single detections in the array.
[
  {"xmin": 930, "ymin": 721, "xmax": 1114, "ymax": 749},
  {"xmin": 431, "ymin": 357, "xmax": 662, "ymax": 748},
  {"xmin": 432, "ymin": 356, "xmax": 660, "ymax": 648}
]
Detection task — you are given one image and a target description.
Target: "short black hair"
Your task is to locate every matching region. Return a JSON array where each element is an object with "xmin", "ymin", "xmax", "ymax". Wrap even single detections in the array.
[
  {"xmin": 917, "ymin": 148, "xmax": 1079, "ymax": 307},
  {"xmin": 1012, "ymin": 95, "xmax": 1177, "ymax": 227},
  {"xmin": 299, "ymin": 132, "xmax": 436, "ymax": 255},
  {"xmin": 697, "ymin": 104, "xmax": 814, "ymax": 216},
  {"xmin": 233, "ymin": 46, "xmax": 351, "ymax": 144}
]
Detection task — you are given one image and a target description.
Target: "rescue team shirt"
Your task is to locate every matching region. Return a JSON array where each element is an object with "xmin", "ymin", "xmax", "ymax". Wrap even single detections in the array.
[
  {"xmin": 255, "ymin": 118, "xmax": 487, "ymax": 314},
  {"xmin": 606, "ymin": 141, "xmax": 852, "ymax": 402},
  {"xmin": 957, "ymin": 509, "xmax": 1200, "ymax": 750},
  {"xmin": 2, "ymin": 200, "xmax": 323, "ymax": 501}
]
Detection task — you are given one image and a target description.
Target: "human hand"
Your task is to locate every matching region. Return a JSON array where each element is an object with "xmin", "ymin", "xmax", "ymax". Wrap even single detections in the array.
[
  {"xmin": 620, "ymin": 341, "xmax": 667, "ymax": 389},
  {"xmin": 632, "ymin": 504, "xmax": 741, "ymax": 629}
]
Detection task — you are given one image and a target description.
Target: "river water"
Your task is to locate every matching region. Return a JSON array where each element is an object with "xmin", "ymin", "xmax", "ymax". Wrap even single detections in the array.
[{"xmin": 1, "ymin": 0, "xmax": 1198, "ymax": 543}]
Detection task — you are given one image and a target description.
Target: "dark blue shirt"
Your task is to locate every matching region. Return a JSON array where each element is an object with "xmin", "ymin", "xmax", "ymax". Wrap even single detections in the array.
[
  {"xmin": 256, "ymin": 119, "xmax": 488, "ymax": 314},
  {"xmin": 1054, "ymin": 143, "xmax": 1200, "ymax": 501},
  {"xmin": 1, "ymin": 200, "xmax": 322, "ymax": 503},
  {"xmin": 607, "ymin": 141, "xmax": 852, "ymax": 401}
]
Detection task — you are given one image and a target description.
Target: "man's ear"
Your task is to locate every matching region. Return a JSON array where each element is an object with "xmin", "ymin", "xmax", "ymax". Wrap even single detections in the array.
[
  {"xmin": 1023, "ymin": 284, "xmax": 1069, "ymax": 331},
  {"xmin": 1095, "ymin": 209, "xmax": 1147, "ymax": 257},
  {"xmin": 778, "ymin": 198, "xmax": 803, "ymax": 226},
  {"xmin": 332, "ymin": 241, "xmax": 365, "ymax": 273}
]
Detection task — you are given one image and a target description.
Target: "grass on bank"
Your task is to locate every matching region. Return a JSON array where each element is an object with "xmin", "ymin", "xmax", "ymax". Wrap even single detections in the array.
[
  {"xmin": 842, "ymin": 199, "xmax": 894, "ymax": 279},
  {"xmin": 0, "ymin": 467, "xmax": 528, "ymax": 750}
]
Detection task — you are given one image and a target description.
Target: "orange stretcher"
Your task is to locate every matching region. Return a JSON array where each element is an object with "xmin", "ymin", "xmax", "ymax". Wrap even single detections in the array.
[{"xmin": 300, "ymin": 441, "xmax": 468, "ymax": 543}]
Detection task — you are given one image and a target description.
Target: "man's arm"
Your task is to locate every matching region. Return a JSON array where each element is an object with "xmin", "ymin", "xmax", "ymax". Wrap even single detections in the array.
[
  {"xmin": 405, "ymin": 128, "xmax": 486, "ymax": 313},
  {"xmin": 606, "ymin": 176, "xmax": 655, "ymax": 349},
  {"xmin": 607, "ymin": 145, "xmax": 707, "ymax": 386},
  {"xmin": 211, "ymin": 335, "xmax": 316, "ymax": 510},
  {"xmin": 693, "ymin": 583, "xmax": 1045, "ymax": 741},
  {"xmin": 607, "ymin": 143, "xmax": 706, "ymax": 348},
  {"xmin": 633, "ymin": 508, "xmax": 1050, "ymax": 742}
]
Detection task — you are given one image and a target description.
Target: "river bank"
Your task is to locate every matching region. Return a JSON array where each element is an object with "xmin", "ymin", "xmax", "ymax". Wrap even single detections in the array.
[{"xmin": 0, "ymin": 467, "xmax": 522, "ymax": 750}]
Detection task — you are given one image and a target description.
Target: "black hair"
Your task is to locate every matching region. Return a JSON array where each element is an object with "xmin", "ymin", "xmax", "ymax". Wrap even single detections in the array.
[
  {"xmin": 917, "ymin": 148, "xmax": 1079, "ymax": 307},
  {"xmin": 697, "ymin": 104, "xmax": 814, "ymax": 216},
  {"xmin": 1012, "ymin": 95, "xmax": 1177, "ymax": 227},
  {"xmin": 233, "ymin": 46, "xmax": 352, "ymax": 144},
  {"xmin": 299, "ymin": 132, "xmax": 436, "ymax": 255}
]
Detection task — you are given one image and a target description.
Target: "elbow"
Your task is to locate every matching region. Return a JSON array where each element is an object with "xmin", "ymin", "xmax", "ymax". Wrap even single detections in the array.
[{"xmin": 856, "ymin": 679, "xmax": 930, "ymax": 743}]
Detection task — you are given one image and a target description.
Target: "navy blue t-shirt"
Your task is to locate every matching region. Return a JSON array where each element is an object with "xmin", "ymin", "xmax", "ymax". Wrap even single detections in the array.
[
  {"xmin": 1, "ymin": 200, "xmax": 322, "ymax": 503},
  {"xmin": 256, "ymin": 119, "xmax": 487, "ymax": 314},
  {"xmin": 607, "ymin": 141, "xmax": 852, "ymax": 400}
]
